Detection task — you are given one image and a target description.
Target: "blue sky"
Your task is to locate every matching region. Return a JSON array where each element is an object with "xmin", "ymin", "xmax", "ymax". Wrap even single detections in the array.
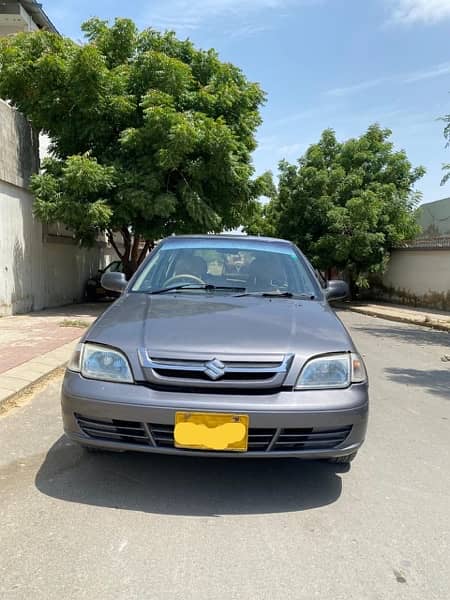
[{"xmin": 43, "ymin": 0, "xmax": 450, "ymax": 203}]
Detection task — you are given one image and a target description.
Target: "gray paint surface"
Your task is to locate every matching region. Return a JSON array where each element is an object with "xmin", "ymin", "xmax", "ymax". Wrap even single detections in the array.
[
  {"xmin": 0, "ymin": 310, "xmax": 449, "ymax": 599},
  {"xmin": 85, "ymin": 292, "xmax": 354, "ymax": 379}
]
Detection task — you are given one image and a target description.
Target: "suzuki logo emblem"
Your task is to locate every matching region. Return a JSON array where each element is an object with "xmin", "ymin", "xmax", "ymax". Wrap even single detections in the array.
[{"xmin": 204, "ymin": 358, "xmax": 226, "ymax": 381}]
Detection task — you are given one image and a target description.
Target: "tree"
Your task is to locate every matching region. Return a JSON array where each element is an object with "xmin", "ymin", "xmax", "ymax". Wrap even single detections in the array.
[
  {"xmin": 0, "ymin": 19, "xmax": 266, "ymax": 276},
  {"xmin": 242, "ymin": 171, "xmax": 278, "ymax": 237},
  {"xmin": 272, "ymin": 125, "xmax": 425, "ymax": 291}
]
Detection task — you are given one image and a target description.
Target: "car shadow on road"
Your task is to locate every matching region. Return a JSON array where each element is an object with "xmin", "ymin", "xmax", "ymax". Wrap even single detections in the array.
[
  {"xmin": 35, "ymin": 437, "xmax": 346, "ymax": 516},
  {"xmin": 352, "ymin": 324, "xmax": 450, "ymax": 348},
  {"xmin": 386, "ymin": 367, "xmax": 450, "ymax": 400}
]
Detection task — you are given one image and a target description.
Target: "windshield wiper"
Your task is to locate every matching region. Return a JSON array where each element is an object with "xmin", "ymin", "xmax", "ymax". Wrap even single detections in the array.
[
  {"xmin": 235, "ymin": 291, "xmax": 316, "ymax": 299},
  {"xmin": 149, "ymin": 284, "xmax": 246, "ymax": 295}
]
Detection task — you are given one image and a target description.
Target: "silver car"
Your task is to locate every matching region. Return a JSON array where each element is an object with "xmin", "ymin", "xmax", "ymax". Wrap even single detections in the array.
[{"xmin": 62, "ymin": 235, "xmax": 368, "ymax": 464}]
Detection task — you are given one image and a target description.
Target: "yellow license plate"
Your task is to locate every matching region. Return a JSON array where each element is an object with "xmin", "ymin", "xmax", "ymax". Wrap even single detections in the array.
[{"xmin": 174, "ymin": 412, "xmax": 249, "ymax": 452}]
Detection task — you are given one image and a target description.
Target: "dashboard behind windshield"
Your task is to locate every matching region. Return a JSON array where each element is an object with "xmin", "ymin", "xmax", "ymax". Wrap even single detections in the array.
[{"xmin": 132, "ymin": 239, "xmax": 320, "ymax": 297}]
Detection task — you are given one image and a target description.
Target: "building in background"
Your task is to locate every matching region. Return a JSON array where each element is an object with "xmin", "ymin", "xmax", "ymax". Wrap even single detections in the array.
[
  {"xmin": 0, "ymin": 3, "xmax": 121, "ymax": 315},
  {"xmin": 0, "ymin": 0, "xmax": 57, "ymax": 36},
  {"xmin": 416, "ymin": 197, "xmax": 450, "ymax": 240},
  {"xmin": 376, "ymin": 197, "xmax": 450, "ymax": 310}
]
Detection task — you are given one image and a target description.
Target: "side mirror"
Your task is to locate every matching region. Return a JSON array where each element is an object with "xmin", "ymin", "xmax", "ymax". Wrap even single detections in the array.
[
  {"xmin": 325, "ymin": 280, "xmax": 349, "ymax": 301},
  {"xmin": 101, "ymin": 271, "xmax": 127, "ymax": 293}
]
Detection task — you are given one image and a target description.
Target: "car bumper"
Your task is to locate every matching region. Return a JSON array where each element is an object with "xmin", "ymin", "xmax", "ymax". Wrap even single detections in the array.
[{"xmin": 61, "ymin": 371, "xmax": 369, "ymax": 459}]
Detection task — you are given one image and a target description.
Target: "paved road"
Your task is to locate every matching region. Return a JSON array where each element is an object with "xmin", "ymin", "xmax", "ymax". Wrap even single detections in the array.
[{"xmin": 1, "ymin": 311, "xmax": 449, "ymax": 600}]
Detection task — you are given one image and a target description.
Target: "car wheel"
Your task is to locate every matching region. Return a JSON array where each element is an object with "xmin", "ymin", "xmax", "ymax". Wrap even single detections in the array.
[
  {"xmin": 85, "ymin": 287, "xmax": 98, "ymax": 302},
  {"xmin": 328, "ymin": 451, "xmax": 358, "ymax": 464}
]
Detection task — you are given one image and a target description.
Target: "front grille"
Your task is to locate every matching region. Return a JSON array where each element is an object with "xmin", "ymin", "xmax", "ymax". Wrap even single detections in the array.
[
  {"xmin": 75, "ymin": 414, "xmax": 149, "ymax": 446},
  {"xmin": 150, "ymin": 423, "xmax": 174, "ymax": 448},
  {"xmin": 76, "ymin": 414, "xmax": 352, "ymax": 453},
  {"xmin": 138, "ymin": 349, "xmax": 293, "ymax": 390},
  {"xmin": 149, "ymin": 423, "xmax": 277, "ymax": 451},
  {"xmin": 139, "ymin": 382, "xmax": 284, "ymax": 395},
  {"xmin": 272, "ymin": 426, "xmax": 352, "ymax": 451},
  {"xmin": 153, "ymin": 369, "xmax": 275, "ymax": 382}
]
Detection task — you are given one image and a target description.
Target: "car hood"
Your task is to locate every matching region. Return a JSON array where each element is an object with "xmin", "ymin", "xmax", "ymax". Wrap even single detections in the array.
[{"xmin": 86, "ymin": 293, "xmax": 353, "ymax": 360}]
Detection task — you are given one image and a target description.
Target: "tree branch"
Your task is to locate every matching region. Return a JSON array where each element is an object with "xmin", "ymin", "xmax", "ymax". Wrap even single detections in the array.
[
  {"xmin": 121, "ymin": 226, "xmax": 131, "ymax": 243},
  {"xmin": 138, "ymin": 240, "xmax": 151, "ymax": 265},
  {"xmin": 120, "ymin": 227, "xmax": 132, "ymax": 262},
  {"xmin": 106, "ymin": 229, "xmax": 123, "ymax": 260},
  {"xmin": 131, "ymin": 234, "xmax": 141, "ymax": 266}
]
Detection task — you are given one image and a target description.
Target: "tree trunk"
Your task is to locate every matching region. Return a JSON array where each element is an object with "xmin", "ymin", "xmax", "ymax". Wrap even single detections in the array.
[
  {"xmin": 107, "ymin": 229, "xmax": 154, "ymax": 279},
  {"xmin": 347, "ymin": 272, "xmax": 358, "ymax": 300}
]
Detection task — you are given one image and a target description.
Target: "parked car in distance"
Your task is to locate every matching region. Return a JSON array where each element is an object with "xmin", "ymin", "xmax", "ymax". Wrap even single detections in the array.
[
  {"xmin": 63, "ymin": 235, "xmax": 368, "ymax": 465},
  {"xmin": 84, "ymin": 260, "xmax": 123, "ymax": 301}
]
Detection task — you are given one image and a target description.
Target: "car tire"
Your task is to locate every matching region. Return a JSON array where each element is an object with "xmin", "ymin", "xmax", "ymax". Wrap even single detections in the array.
[
  {"xmin": 85, "ymin": 287, "xmax": 98, "ymax": 302},
  {"xmin": 328, "ymin": 451, "xmax": 358, "ymax": 464}
]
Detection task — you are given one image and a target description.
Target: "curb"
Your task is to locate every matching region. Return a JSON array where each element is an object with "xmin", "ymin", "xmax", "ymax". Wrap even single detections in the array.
[
  {"xmin": 0, "ymin": 340, "xmax": 78, "ymax": 414},
  {"xmin": 341, "ymin": 305, "xmax": 450, "ymax": 333},
  {"xmin": 0, "ymin": 365, "xmax": 67, "ymax": 415}
]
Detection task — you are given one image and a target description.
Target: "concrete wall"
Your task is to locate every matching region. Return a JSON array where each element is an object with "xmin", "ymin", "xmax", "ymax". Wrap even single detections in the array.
[
  {"xmin": 377, "ymin": 248, "xmax": 450, "ymax": 311},
  {"xmin": 0, "ymin": 2, "xmax": 39, "ymax": 36},
  {"xmin": 0, "ymin": 100, "xmax": 39, "ymax": 187},
  {"xmin": 0, "ymin": 100, "xmax": 117, "ymax": 316}
]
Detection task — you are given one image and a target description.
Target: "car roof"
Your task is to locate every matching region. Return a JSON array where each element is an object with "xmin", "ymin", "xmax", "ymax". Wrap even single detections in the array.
[{"xmin": 160, "ymin": 234, "xmax": 294, "ymax": 246}]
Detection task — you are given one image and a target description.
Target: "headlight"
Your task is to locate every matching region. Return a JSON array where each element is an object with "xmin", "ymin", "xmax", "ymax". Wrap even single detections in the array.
[
  {"xmin": 68, "ymin": 343, "xmax": 134, "ymax": 383},
  {"xmin": 296, "ymin": 353, "xmax": 366, "ymax": 389}
]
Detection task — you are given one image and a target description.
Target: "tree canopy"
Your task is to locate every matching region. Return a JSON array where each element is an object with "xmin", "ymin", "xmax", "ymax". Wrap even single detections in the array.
[
  {"xmin": 0, "ymin": 18, "xmax": 267, "ymax": 275},
  {"xmin": 245, "ymin": 125, "xmax": 425, "ymax": 289}
]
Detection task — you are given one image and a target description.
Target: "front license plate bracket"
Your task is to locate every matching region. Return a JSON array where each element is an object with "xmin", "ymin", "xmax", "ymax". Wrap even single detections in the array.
[{"xmin": 174, "ymin": 412, "xmax": 249, "ymax": 452}]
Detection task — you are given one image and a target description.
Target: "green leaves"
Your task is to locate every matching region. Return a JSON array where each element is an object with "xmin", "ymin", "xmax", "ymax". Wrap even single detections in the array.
[
  {"xmin": 81, "ymin": 18, "xmax": 138, "ymax": 68},
  {"xmin": 0, "ymin": 18, "xmax": 265, "ymax": 270},
  {"xmin": 31, "ymin": 155, "xmax": 115, "ymax": 245},
  {"xmin": 269, "ymin": 125, "xmax": 424, "ymax": 289}
]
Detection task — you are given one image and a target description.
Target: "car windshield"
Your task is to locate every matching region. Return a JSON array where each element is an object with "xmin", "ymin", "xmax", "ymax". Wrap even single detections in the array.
[{"xmin": 131, "ymin": 239, "xmax": 320, "ymax": 298}]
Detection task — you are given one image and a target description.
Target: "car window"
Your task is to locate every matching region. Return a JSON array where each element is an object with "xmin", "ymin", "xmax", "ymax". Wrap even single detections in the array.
[
  {"xmin": 132, "ymin": 239, "xmax": 320, "ymax": 297},
  {"xmin": 104, "ymin": 261, "xmax": 123, "ymax": 274}
]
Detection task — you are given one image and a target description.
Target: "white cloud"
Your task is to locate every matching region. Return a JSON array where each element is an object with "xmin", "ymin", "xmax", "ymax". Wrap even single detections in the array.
[
  {"xmin": 229, "ymin": 23, "xmax": 272, "ymax": 38},
  {"xmin": 324, "ymin": 60, "xmax": 450, "ymax": 97},
  {"xmin": 326, "ymin": 77, "xmax": 388, "ymax": 98},
  {"xmin": 390, "ymin": 0, "xmax": 450, "ymax": 25},
  {"xmin": 404, "ymin": 61, "xmax": 450, "ymax": 82},
  {"xmin": 254, "ymin": 135, "xmax": 280, "ymax": 153},
  {"xmin": 148, "ymin": 0, "xmax": 311, "ymax": 32},
  {"xmin": 278, "ymin": 142, "xmax": 305, "ymax": 156},
  {"xmin": 274, "ymin": 106, "xmax": 331, "ymax": 125}
]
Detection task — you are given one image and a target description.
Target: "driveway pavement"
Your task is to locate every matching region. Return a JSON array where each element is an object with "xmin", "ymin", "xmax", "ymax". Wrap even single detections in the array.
[
  {"xmin": 0, "ymin": 303, "xmax": 107, "ymax": 407},
  {"xmin": 0, "ymin": 311, "xmax": 449, "ymax": 599},
  {"xmin": 0, "ymin": 303, "xmax": 106, "ymax": 374}
]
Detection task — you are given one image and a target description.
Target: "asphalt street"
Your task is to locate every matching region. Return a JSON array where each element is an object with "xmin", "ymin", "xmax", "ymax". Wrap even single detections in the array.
[{"xmin": 0, "ymin": 310, "xmax": 449, "ymax": 600}]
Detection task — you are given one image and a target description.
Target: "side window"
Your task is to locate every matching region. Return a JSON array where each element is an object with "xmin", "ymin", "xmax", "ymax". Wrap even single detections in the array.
[
  {"xmin": 133, "ymin": 251, "xmax": 169, "ymax": 291},
  {"xmin": 110, "ymin": 261, "xmax": 122, "ymax": 273},
  {"xmin": 104, "ymin": 261, "xmax": 119, "ymax": 274}
]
